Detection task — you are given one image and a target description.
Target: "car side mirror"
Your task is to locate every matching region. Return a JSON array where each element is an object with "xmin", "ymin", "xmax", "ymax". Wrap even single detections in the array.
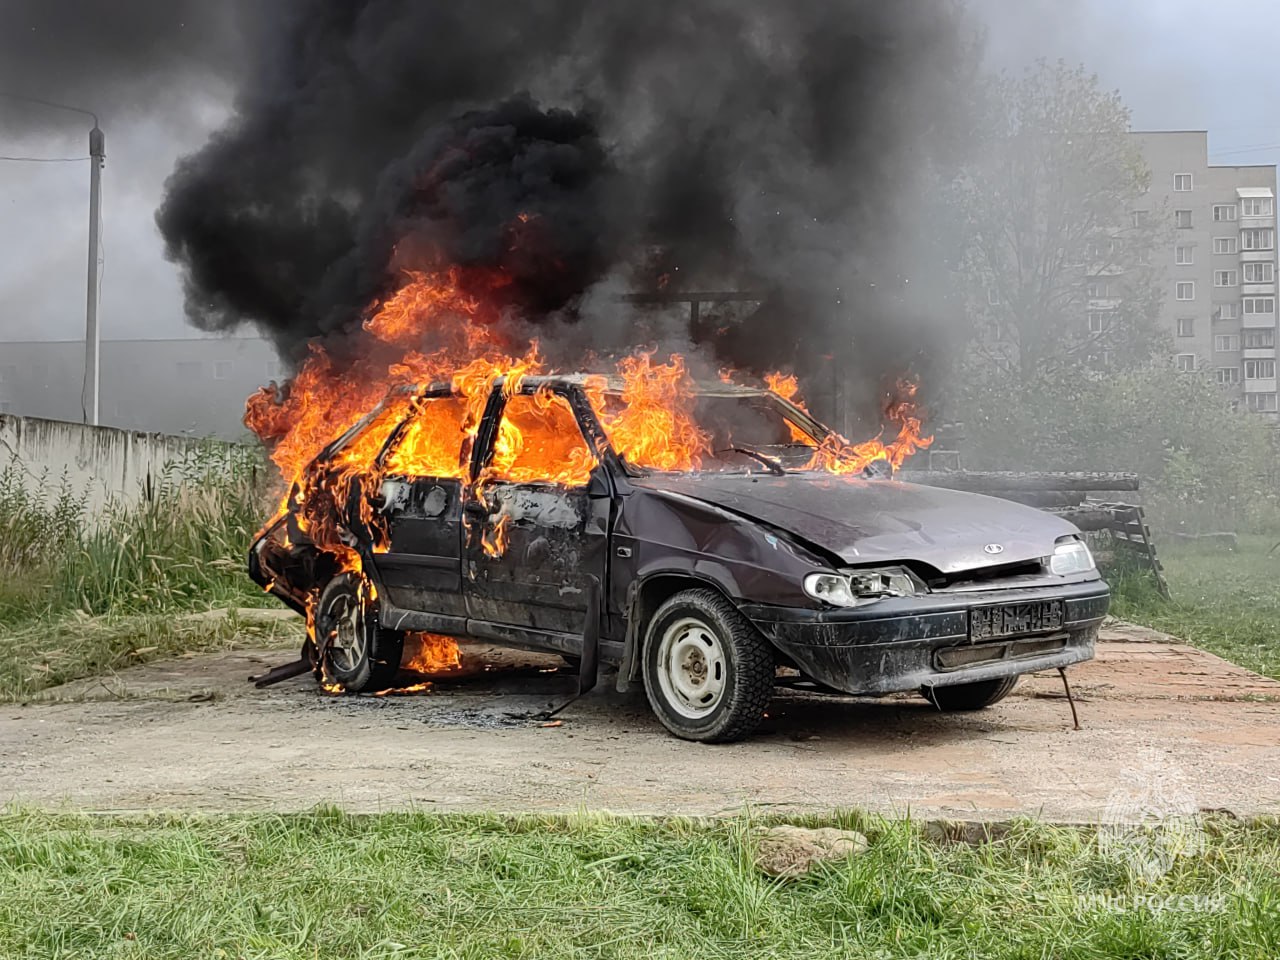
[{"xmin": 585, "ymin": 469, "xmax": 611, "ymax": 499}]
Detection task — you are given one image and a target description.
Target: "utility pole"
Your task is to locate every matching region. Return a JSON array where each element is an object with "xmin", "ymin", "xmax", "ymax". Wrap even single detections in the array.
[
  {"xmin": 0, "ymin": 93, "xmax": 103, "ymax": 424},
  {"xmin": 84, "ymin": 125, "xmax": 105, "ymax": 425}
]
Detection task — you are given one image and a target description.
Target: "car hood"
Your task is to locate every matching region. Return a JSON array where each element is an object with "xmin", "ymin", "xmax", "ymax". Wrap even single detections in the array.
[{"xmin": 632, "ymin": 473, "xmax": 1081, "ymax": 574}]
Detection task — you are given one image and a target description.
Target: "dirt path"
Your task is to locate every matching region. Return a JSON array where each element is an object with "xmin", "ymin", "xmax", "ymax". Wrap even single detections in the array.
[{"xmin": 4, "ymin": 622, "xmax": 1278, "ymax": 821}]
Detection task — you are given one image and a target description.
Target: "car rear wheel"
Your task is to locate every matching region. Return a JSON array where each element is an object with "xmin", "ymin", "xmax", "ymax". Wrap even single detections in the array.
[
  {"xmin": 921, "ymin": 675, "xmax": 1018, "ymax": 711},
  {"xmin": 312, "ymin": 573, "xmax": 404, "ymax": 693},
  {"xmin": 642, "ymin": 588, "xmax": 775, "ymax": 743}
]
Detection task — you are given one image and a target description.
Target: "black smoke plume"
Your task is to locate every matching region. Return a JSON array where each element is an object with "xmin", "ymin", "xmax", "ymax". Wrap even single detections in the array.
[{"xmin": 155, "ymin": 0, "xmax": 981, "ymax": 409}]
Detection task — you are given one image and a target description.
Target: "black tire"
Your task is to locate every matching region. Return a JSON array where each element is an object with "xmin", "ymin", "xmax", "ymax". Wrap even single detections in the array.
[
  {"xmin": 921, "ymin": 675, "xmax": 1018, "ymax": 711},
  {"xmin": 641, "ymin": 588, "xmax": 775, "ymax": 743},
  {"xmin": 312, "ymin": 573, "xmax": 404, "ymax": 693}
]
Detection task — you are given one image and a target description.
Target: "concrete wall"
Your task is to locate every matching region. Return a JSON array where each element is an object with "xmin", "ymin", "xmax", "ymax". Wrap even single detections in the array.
[
  {"xmin": 0, "ymin": 337, "xmax": 279, "ymax": 439},
  {"xmin": 0, "ymin": 414, "xmax": 241, "ymax": 515}
]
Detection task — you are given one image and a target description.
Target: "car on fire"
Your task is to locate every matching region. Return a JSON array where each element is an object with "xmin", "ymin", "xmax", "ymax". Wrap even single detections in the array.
[{"xmin": 251, "ymin": 374, "xmax": 1109, "ymax": 742}]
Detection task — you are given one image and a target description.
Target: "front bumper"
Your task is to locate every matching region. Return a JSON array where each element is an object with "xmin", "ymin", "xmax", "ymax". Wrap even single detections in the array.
[{"xmin": 740, "ymin": 578, "xmax": 1109, "ymax": 696}]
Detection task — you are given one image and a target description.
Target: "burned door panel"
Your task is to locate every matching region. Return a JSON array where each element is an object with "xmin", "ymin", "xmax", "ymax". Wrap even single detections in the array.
[
  {"xmin": 373, "ymin": 476, "xmax": 466, "ymax": 617},
  {"xmin": 464, "ymin": 482, "xmax": 609, "ymax": 634}
]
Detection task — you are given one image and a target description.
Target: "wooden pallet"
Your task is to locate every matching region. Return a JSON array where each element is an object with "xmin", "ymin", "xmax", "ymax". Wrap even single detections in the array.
[{"xmin": 1049, "ymin": 501, "xmax": 1169, "ymax": 598}]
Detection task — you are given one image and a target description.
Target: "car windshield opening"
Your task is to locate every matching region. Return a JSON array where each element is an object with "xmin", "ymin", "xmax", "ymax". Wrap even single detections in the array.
[{"xmin": 595, "ymin": 391, "xmax": 824, "ymax": 474}]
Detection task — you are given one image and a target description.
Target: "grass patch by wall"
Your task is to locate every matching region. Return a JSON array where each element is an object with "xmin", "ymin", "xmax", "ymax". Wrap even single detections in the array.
[
  {"xmin": 0, "ymin": 611, "xmax": 303, "ymax": 702},
  {"xmin": 0, "ymin": 809, "xmax": 1276, "ymax": 959},
  {"xmin": 0, "ymin": 448, "xmax": 297, "ymax": 699},
  {"xmin": 0, "ymin": 449, "xmax": 274, "ymax": 625}
]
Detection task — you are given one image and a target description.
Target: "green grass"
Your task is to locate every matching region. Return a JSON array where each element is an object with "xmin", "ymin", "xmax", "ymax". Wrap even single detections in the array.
[
  {"xmin": 0, "ymin": 810, "xmax": 1276, "ymax": 959},
  {"xmin": 0, "ymin": 449, "xmax": 292, "ymax": 700},
  {"xmin": 1111, "ymin": 535, "xmax": 1280, "ymax": 680},
  {"xmin": 0, "ymin": 449, "xmax": 274, "ymax": 625},
  {"xmin": 0, "ymin": 611, "xmax": 302, "ymax": 702}
]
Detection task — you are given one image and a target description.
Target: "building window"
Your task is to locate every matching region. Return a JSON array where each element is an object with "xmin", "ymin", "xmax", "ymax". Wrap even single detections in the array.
[
  {"xmin": 1218, "ymin": 302, "xmax": 1239, "ymax": 320},
  {"xmin": 0, "ymin": 402, "xmax": 8, "ymax": 414},
  {"xmin": 1109, "ymin": 238, "xmax": 1124, "ymax": 254},
  {"xmin": 1214, "ymin": 237, "xmax": 1238, "ymax": 255},
  {"xmin": 1214, "ymin": 204, "xmax": 1238, "ymax": 222},
  {"xmin": 1247, "ymin": 392, "xmax": 1279, "ymax": 412},
  {"xmin": 1244, "ymin": 262, "xmax": 1275, "ymax": 283},
  {"xmin": 1177, "ymin": 318, "xmax": 1196, "ymax": 338},
  {"xmin": 1175, "ymin": 210, "xmax": 1193, "ymax": 229},
  {"xmin": 1174, "ymin": 174, "xmax": 1193, "ymax": 192},
  {"xmin": 1214, "ymin": 334, "xmax": 1240, "ymax": 352},
  {"xmin": 1242, "ymin": 197, "xmax": 1274, "ymax": 217},
  {"xmin": 213, "ymin": 361, "xmax": 233, "ymax": 381},
  {"xmin": 1175, "ymin": 245, "xmax": 1195, "ymax": 265},
  {"xmin": 1176, "ymin": 354, "xmax": 1197, "ymax": 373},
  {"xmin": 1215, "ymin": 270, "xmax": 1239, "ymax": 287},
  {"xmin": 1245, "ymin": 329, "xmax": 1276, "ymax": 349},
  {"xmin": 1176, "ymin": 281, "xmax": 1195, "ymax": 301},
  {"xmin": 986, "ymin": 287, "xmax": 1000, "ymax": 306},
  {"xmin": 1087, "ymin": 280, "xmax": 1112, "ymax": 299},
  {"xmin": 1244, "ymin": 297, "xmax": 1276, "ymax": 314},
  {"xmin": 1087, "ymin": 312, "xmax": 1108, "ymax": 334},
  {"xmin": 176, "ymin": 361, "xmax": 202, "ymax": 380},
  {"xmin": 1244, "ymin": 359, "xmax": 1276, "ymax": 379},
  {"xmin": 1131, "ymin": 210, "xmax": 1148, "ymax": 228},
  {"xmin": 1241, "ymin": 228, "xmax": 1275, "ymax": 251},
  {"xmin": 1215, "ymin": 367, "xmax": 1241, "ymax": 385}
]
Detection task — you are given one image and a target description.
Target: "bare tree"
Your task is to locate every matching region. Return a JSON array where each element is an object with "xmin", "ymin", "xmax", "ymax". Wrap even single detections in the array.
[{"xmin": 953, "ymin": 61, "xmax": 1167, "ymax": 382}]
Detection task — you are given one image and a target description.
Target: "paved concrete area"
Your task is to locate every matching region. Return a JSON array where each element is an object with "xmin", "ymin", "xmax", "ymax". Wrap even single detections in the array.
[{"xmin": 3, "ymin": 623, "xmax": 1278, "ymax": 821}]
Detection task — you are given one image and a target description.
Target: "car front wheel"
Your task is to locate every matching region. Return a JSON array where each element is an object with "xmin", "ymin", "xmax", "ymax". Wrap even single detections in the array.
[
  {"xmin": 312, "ymin": 572, "xmax": 404, "ymax": 693},
  {"xmin": 642, "ymin": 588, "xmax": 775, "ymax": 743},
  {"xmin": 921, "ymin": 675, "xmax": 1018, "ymax": 711}
]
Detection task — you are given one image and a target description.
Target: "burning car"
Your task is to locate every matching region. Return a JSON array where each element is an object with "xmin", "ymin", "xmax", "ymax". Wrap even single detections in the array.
[{"xmin": 250, "ymin": 359, "xmax": 1109, "ymax": 742}]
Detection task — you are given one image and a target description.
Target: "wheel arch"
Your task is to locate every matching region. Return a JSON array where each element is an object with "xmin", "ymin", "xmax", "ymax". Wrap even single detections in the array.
[{"xmin": 618, "ymin": 571, "xmax": 743, "ymax": 689}]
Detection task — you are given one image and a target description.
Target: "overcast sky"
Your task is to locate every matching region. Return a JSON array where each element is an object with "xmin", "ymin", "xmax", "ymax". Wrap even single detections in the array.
[{"xmin": 2, "ymin": 0, "xmax": 1279, "ymax": 346}]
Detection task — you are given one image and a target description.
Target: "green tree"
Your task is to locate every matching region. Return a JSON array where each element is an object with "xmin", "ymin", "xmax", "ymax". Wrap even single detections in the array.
[
  {"xmin": 953, "ymin": 365, "xmax": 1280, "ymax": 532},
  {"xmin": 952, "ymin": 61, "xmax": 1167, "ymax": 381}
]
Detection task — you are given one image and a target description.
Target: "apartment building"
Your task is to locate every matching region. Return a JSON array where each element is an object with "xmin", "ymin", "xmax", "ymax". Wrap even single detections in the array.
[
  {"xmin": 0, "ymin": 337, "xmax": 282, "ymax": 438},
  {"xmin": 1131, "ymin": 131, "xmax": 1278, "ymax": 418}
]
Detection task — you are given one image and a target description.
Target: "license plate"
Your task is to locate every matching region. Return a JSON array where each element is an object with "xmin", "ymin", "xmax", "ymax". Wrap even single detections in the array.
[{"xmin": 969, "ymin": 601, "xmax": 1064, "ymax": 640}]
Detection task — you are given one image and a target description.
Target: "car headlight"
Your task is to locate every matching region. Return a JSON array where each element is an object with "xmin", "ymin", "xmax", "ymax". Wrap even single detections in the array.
[
  {"xmin": 1050, "ymin": 537, "xmax": 1095, "ymax": 575},
  {"xmin": 804, "ymin": 566, "xmax": 923, "ymax": 608}
]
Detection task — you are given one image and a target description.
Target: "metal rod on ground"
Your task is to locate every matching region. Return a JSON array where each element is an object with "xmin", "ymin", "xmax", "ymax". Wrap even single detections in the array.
[
  {"xmin": 249, "ymin": 657, "xmax": 313, "ymax": 688},
  {"xmin": 83, "ymin": 125, "xmax": 105, "ymax": 425},
  {"xmin": 1058, "ymin": 667, "xmax": 1080, "ymax": 731}
]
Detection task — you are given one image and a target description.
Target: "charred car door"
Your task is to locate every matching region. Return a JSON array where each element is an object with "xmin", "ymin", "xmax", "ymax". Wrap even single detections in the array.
[
  {"xmin": 369, "ymin": 391, "xmax": 470, "ymax": 622},
  {"xmin": 463, "ymin": 385, "xmax": 610, "ymax": 636}
]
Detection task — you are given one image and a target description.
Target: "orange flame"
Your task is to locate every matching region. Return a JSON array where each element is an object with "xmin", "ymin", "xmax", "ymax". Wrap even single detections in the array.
[
  {"xmin": 765, "ymin": 373, "xmax": 933, "ymax": 473},
  {"xmin": 248, "ymin": 267, "xmax": 933, "ymax": 653},
  {"xmin": 402, "ymin": 632, "xmax": 463, "ymax": 674}
]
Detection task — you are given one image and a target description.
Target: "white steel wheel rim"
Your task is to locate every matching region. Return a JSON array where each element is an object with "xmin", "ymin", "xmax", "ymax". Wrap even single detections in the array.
[
  {"xmin": 655, "ymin": 616, "xmax": 729, "ymax": 719},
  {"xmin": 325, "ymin": 592, "xmax": 366, "ymax": 673}
]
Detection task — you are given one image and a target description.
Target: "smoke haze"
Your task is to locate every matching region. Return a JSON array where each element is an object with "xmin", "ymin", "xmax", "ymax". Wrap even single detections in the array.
[
  {"xmin": 0, "ymin": 0, "xmax": 246, "ymax": 126},
  {"xmin": 153, "ymin": 0, "xmax": 980, "ymax": 404}
]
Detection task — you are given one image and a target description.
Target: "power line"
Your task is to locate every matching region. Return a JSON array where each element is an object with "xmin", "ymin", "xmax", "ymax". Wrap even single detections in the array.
[
  {"xmin": 0, "ymin": 154, "xmax": 89, "ymax": 163},
  {"xmin": 0, "ymin": 92, "xmax": 98, "ymax": 125},
  {"xmin": 1211, "ymin": 144, "xmax": 1280, "ymax": 158}
]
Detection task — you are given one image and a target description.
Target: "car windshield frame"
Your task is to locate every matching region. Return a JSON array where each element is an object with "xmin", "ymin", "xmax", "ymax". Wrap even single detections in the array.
[{"xmin": 572, "ymin": 380, "xmax": 835, "ymax": 479}]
